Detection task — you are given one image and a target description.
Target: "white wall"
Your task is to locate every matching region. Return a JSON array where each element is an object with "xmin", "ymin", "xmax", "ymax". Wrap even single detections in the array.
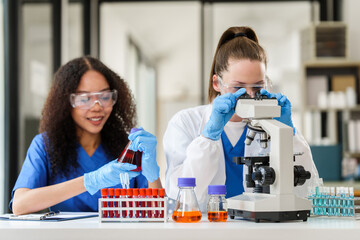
[
  {"xmin": 100, "ymin": 2, "xmax": 201, "ymax": 182},
  {"xmin": 0, "ymin": 1, "xmax": 5, "ymax": 214},
  {"xmin": 343, "ymin": 0, "xmax": 360, "ymax": 61}
]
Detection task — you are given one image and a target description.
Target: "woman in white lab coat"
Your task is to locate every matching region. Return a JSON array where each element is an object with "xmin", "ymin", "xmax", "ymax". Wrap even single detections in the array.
[{"xmin": 163, "ymin": 26, "xmax": 320, "ymax": 211}]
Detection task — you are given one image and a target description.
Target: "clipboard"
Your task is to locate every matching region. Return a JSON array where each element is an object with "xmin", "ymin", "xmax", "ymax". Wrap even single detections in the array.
[{"xmin": 0, "ymin": 211, "xmax": 98, "ymax": 222}]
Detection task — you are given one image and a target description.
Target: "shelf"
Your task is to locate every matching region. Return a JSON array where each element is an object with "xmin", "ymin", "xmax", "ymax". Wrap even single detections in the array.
[
  {"xmin": 306, "ymin": 106, "xmax": 360, "ymax": 112},
  {"xmin": 344, "ymin": 152, "xmax": 360, "ymax": 158}
]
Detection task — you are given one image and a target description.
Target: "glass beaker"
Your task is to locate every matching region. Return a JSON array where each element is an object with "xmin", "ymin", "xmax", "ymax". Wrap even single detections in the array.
[
  {"xmin": 172, "ymin": 178, "xmax": 202, "ymax": 223},
  {"xmin": 117, "ymin": 128, "xmax": 142, "ymax": 172},
  {"xmin": 207, "ymin": 185, "xmax": 228, "ymax": 222}
]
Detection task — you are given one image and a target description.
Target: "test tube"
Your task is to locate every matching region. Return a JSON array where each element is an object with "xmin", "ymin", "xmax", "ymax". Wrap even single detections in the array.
[
  {"xmin": 120, "ymin": 189, "xmax": 127, "ymax": 218},
  {"xmin": 133, "ymin": 188, "xmax": 140, "ymax": 218},
  {"xmin": 159, "ymin": 188, "xmax": 165, "ymax": 218},
  {"xmin": 152, "ymin": 188, "xmax": 159, "ymax": 218},
  {"xmin": 127, "ymin": 188, "xmax": 134, "ymax": 218},
  {"xmin": 139, "ymin": 188, "xmax": 146, "ymax": 218},
  {"xmin": 114, "ymin": 188, "xmax": 121, "ymax": 218},
  {"xmin": 108, "ymin": 188, "xmax": 114, "ymax": 218},
  {"xmin": 101, "ymin": 188, "xmax": 108, "ymax": 218},
  {"xmin": 146, "ymin": 188, "xmax": 153, "ymax": 218}
]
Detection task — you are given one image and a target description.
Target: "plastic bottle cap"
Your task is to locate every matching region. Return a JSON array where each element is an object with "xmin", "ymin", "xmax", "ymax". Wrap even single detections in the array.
[
  {"xmin": 208, "ymin": 185, "xmax": 226, "ymax": 195},
  {"xmin": 101, "ymin": 188, "xmax": 108, "ymax": 196},
  {"xmin": 133, "ymin": 188, "xmax": 139, "ymax": 196},
  {"xmin": 126, "ymin": 188, "xmax": 133, "ymax": 196},
  {"xmin": 158, "ymin": 188, "xmax": 165, "ymax": 197},
  {"xmin": 152, "ymin": 188, "xmax": 158, "ymax": 197},
  {"xmin": 120, "ymin": 189, "xmax": 126, "ymax": 196},
  {"xmin": 115, "ymin": 188, "xmax": 121, "ymax": 197},
  {"xmin": 108, "ymin": 188, "xmax": 114, "ymax": 196},
  {"xmin": 130, "ymin": 128, "xmax": 141, "ymax": 134},
  {"xmin": 146, "ymin": 188, "xmax": 153, "ymax": 196},
  {"xmin": 139, "ymin": 188, "xmax": 146, "ymax": 197},
  {"xmin": 178, "ymin": 178, "xmax": 196, "ymax": 187}
]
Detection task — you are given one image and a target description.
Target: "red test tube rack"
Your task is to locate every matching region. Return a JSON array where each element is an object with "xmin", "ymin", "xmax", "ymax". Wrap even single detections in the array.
[{"xmin": 99, "ymin": 188, "xmax": 167, "ymax": 222}]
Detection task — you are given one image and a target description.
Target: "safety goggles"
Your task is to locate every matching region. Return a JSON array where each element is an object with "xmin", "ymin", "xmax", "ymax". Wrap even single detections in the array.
[
  {"xmin": 70, "ymin": 90, "xmax": 118, "ymax": 109},
  {"xmin": 218, "ymin": 76, "xmax": 271, "ymax": 93}
]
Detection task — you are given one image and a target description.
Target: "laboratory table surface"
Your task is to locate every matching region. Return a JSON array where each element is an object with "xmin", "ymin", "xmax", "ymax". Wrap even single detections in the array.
[{"xmin": 0, "ymin": 216, "xmax": 359, "ymax": 240}]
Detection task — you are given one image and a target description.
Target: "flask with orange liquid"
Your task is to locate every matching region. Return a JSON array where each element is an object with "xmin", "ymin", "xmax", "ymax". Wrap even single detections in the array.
[
  {"xmin": 172, "ymin": 178, "xmax": 202, "ymax": 223},
  {"xmin": 207, "ymin": 185, "xmax": 228, "ymax": 222}
]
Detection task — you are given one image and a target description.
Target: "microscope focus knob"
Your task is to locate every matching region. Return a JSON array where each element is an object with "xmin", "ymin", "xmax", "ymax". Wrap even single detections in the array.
[
  {"xmin": 294, "ymin": 165, "xmax": 311, "ymax": 186},
  {"xmin": 252, "ymin": 166, "xmax": 276, "ymax": 187}
]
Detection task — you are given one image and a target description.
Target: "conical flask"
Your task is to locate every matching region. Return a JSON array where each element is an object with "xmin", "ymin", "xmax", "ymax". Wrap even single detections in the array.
[{"xmin": 117, "ymin": 128, "xmax": 142, "ymax": 172}]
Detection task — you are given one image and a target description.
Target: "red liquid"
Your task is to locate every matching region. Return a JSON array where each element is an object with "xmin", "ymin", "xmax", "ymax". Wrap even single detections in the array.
[
  {"xmin": 172, "ymin": 211, "xmax": 202, "ymax": 223},
  {"xmin": 101, "ymin": 189, "xmax": 108, "ymax": 218},
  {"xmin": 108, "ymin": 188, "xmax": 114, "ymax": 218},
  {"xmin": 133, "ymin": 189, "xmax": 140, "ymax": 218},
  {"xmin": 159, "ymin": 188, "xmax": 165, "ymax": 218},
  {"xmin": 146, "ymin": 188, "xmax": 153, "ymax": 218},
  {"xmin": 208, "ymin": 211, "xmax": 228, "ymax": 222},
  {"xmin": 120, "ymin": 189, "xmax": 127, "ymax": 218},
  {"xmin": 152, "ymin": 189, "xmax": 159, "ymax": 218},
  {"xmin": 127, "ymin": 189, "xmax": 133, "ymax": 218},
  {"xmin": 117, "ymin": 142, "xmax": 142, "ymax": 172},
  {"xmin": 114, "ymin": 189, "xmax": 120, "ymax": 218},
  {"xmin": 139, "ymin": 188, "xmax": 146, "ymax": 218}
]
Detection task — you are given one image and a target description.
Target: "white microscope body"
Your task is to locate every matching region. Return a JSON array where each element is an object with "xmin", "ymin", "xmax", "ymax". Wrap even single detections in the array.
[{"xmin": 227, "ymin": 96, "xmax": 312, "ymax": 222}]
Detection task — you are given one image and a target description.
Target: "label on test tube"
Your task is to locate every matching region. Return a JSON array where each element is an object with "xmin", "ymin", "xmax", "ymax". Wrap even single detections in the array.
[
  {"xmin": 133, "ymin": 188, "xmax": 140, "ymax": 218},
  {"xmin": 108, "ymin": 188, "xmax": 115, "ymax": 218},
  {"xmin": 146, "ymin": 188, "xmax": 153, "ymax": 218},
  {"xmin": 159, "ymin": 188, "xmax": 165, "ymax": 218},
  {"xmin": 152, "ymin": 188, "xmax": 159, "ymax": 218},
  {"xmin": 127, "ymin": 188, "xmax": 134, "ymax": 218},
  {"xmin": 139, "ymin": 188, "xmax": 146, "ymax": 218},
  {"xmin": 101, "ymin": 188, "xmax": 108, "ymax": 218},
  {"xmin": 120, "ymin": 189, "xmax": 127, "ymax": 218},
  {"xmin": 114, "ymin": 188, "xmax": 121, "ymax": 218}
]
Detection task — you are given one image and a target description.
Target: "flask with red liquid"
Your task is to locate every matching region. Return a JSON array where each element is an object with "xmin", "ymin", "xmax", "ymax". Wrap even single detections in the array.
[
  {"xmin": 117, "ymin": 128, "xmax": 142, "ymax": 172},
  {"xmin": 172, "ymin": 178, "xmax": 202, "ymax": 223}
]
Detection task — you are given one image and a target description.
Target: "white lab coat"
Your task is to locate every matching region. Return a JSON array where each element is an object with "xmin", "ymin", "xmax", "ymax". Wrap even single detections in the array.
[{"xmin": 164, "ymin": 104, "xmax": 320, "ymax": 212}]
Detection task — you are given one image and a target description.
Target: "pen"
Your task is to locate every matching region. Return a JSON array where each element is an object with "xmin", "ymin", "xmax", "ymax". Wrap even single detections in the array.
[{"xmin": 40, "ymin": 210, "xmax": 61, "ymax": 220}]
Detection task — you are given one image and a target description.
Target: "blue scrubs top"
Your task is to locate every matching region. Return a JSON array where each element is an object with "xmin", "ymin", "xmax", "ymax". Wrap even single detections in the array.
[
  {"xmin": 9, "ymin": 134, "xmax": 148, "ymax": 212},
  {"xmin": 221, "ymin": 127, "xmax": 247, "ymax": 199}
]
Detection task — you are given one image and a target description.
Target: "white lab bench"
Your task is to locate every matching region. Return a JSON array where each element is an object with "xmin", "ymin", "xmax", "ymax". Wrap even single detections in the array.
[{"xmin": 0, "ymin": 216, "xmax": 359, "ymax": 240}]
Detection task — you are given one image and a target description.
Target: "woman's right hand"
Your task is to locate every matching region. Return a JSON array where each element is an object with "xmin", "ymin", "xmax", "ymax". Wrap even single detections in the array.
[
  {"xmin": 84, "ymin": 161, "xmax": 139, "ymax": 195},
  {"xmin": 201, "ymin": 88, "xmax": 246, "ymax": 140}
]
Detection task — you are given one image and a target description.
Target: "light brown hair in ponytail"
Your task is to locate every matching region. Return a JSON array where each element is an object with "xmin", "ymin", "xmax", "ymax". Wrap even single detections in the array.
[{"xmin": 208, "ymin": 26, "xmax": 267, "ymax": 102}]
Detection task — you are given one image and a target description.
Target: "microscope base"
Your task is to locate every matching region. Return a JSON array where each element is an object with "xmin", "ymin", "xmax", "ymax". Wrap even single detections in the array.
[
  {"xmin": 227, "ymin": 193, "xmax": 312, "ymax": 222},
  {"xmin": 228, "ymin": 208, "xmax": 310, "ymax": 223}
]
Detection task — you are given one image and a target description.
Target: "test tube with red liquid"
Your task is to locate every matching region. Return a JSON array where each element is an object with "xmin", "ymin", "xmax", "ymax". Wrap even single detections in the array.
[
  {"xmin": 127, "ymin": 188, "xmax": 134, "ymax": 218},
  {"xmin": 101, "ymin": 188, "xmax": 108, "ymax": 218},
  {"xmin": 146, "ymin": 188, "xmax": 153, "ymax": 218},
  {"xmin": 152, "ymin": 188, "xmax": 159, "ymax": 218},
  {"xmin": 133, "ymin": 189, "xmax": 140, "ymax": 218},
  {"xmin": 114, "ymin": 188, "xmax": 121, "ymax": 218},
  {"xmin": 120, "ymin": 189, "xmax": 127, "ymax": 218},
  {"xmin": 117, "ymin": 128, "xmax": 143, "ymax": 172},
  {"xmin": 108, "ymin": 188, "xmax": 114, "ymax": 218},
  {"xmin": 159, "ymin": 188, "xmax": 165, "ymax": 218},
  {"xmin": 139, "ymin": 188, "xmax": 146, "ymax": 218}
]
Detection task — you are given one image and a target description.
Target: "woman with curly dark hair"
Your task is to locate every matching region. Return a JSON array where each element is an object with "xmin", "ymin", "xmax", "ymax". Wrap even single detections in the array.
[{"xmin": 10, "ymin": 56, "xmax": 161, "ymax": 215}]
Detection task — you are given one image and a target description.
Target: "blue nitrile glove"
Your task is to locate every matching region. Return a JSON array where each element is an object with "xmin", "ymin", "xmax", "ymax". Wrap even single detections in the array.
[
  {"xmin": 128, "ymin": 127, "xmax": 160, "ymax": 183},
  {"xmin": 202, "ymin": 88, "xmax": 247, "ymax": 140},
  {"xmin": 260, "ymin": 89, "xmax": 295, "ymax": 134},
  {"xmin": 84, "ymin": 161, "xmax": 139, "ymax": 195}
]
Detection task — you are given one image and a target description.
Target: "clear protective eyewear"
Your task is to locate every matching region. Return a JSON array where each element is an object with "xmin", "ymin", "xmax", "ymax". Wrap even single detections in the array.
[
  {"xmin": 218, "ymin": 75, "xmax": 272, "ymax": 94},
  {"xmin": 70, "ymin": 90, "xmax": 118, "ymax": 109}
]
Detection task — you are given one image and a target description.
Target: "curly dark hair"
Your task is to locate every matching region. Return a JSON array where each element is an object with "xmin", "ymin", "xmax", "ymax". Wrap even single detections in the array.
[{"xmin": 40, "ymin": 56, "xmax": 137, "ymax": 178}]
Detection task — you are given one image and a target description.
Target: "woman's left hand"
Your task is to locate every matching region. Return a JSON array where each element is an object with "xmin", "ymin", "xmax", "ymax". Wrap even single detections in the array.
[
  {"xmin": 260, "ymin": 89, "xmax": 295, "ymax": 134},
  {"xmin": 128, "ymin": 127, "xmax": 160, "ymax": 182}
]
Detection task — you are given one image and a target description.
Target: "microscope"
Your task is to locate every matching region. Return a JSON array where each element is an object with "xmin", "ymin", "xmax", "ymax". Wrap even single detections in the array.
[{"xmin": 227, "ymin": 91, "xmax": 312, "ymax": 222}]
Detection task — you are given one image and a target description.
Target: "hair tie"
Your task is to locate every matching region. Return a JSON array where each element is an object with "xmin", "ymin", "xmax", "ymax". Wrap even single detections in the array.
[{"xmin": 234, "ymin": 32, "xmax": 247, "ymax": 38}]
